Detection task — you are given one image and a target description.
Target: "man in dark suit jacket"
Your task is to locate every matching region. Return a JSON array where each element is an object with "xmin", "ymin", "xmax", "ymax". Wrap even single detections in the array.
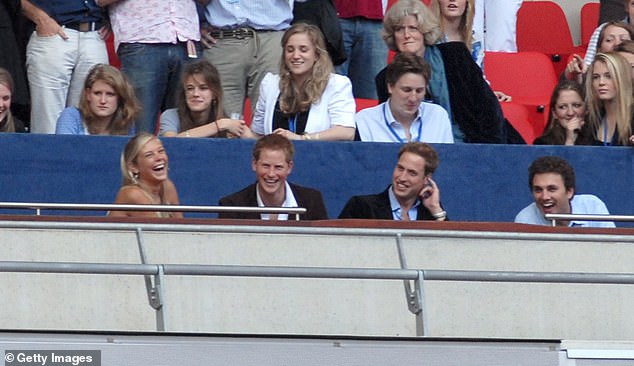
[
  {"xmin": 339, "ymin": 142, "xmax": 447, "ymax": 221},
  {"xmin": 218, "ymin": 134, "xmax": 328, "ymax": 220}
]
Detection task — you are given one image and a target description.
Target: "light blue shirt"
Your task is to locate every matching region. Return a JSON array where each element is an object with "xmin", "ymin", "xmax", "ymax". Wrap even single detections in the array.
[
  {"xmin": 388, "ymin": 185, "xmax": 421, "ymax": 221},
  {"xmin": 355, "ymin": 100, "xmax": 454, "ymax": 143},
  {"xmin": 514, "ymin": 194, "xmax": 616, "ymax": 227},
  {"xmin": 204, "ymin": 0, "xmax": 293, "ymax": 30},
  {"xmin": 55, "ymin": 107, "xmax": 135, "ymax": 136}
]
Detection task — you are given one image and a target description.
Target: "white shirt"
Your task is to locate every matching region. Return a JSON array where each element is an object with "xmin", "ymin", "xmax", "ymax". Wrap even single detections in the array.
[
  {"xmin": 355, "ymin": 100, "xmax": 454, "ymax": 143},
  {"xmin": 514, "ymin": 194, "xmax": 616, "ymax": 227},
  {"xmin": 255, "ymin": 181, "xmax": 298, "ymax": 221},
  {"xmin": 251, "ymin": 73, "xmax": 356, "ymax": 136}
]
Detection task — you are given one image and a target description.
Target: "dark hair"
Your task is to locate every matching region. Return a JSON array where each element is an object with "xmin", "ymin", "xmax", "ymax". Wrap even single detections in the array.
[
  {"xmin": 252, "ymin": 134, "xmax": 295, "ymax": 162},
  {"xmin": 528, "ymin": 156, "xmax": 576, "ymax": 192},
  {"xmin": 397, "ymin": 142, "xmax": 439, "ymax": 175},
  {"xmin": 177, "ymin": 59, "xmax": 224, "ymax": 132},
  {"xmin": 614, "ymin": 39, "xmax": 634, "ymax": 54},
  {"xmin": 535, "ymin": 80, "xmax": 593, "ymax": 145},
  {"xmin": 385, "ymin": 53, "xmax": 432, "ymax": 86}
]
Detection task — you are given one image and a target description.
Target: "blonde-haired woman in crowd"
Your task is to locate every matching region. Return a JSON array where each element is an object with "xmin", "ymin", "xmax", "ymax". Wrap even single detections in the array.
[
  {"xmin": 0, "ymin": 68, "xmax": 26, "ymax": 132},
  {"xmin": 109, "ymin": 133, "xmax": 182, "ymax": 218},
  {"xmin": 56, "ymin": 64, "xmax": 140, "ymax": 135},
  {"xmin": 585, "ymin": 52, "xmax": 634, "ymax": 146},
  {"xmin": 430, "ymin": 0, "xmax": 510, "ymax": 102},
  {"xmin": 244, "ymin": 23, "xmax": 356, "ymax": 141}
]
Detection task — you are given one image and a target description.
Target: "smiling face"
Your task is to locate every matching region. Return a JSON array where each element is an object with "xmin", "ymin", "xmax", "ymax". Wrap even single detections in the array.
[
  {"xmin": 592, "ymin": 61, "xmax": 617, "ymax": 101},
  {"xmin": 394, "ymin": 15, "xmax": 425, "ymax": 56},
  {"xmin": 391, "ymin": 151, "xmax": 429, "ymax": 204},
  {"xmin": 599, "ymin": 24, "xmax": 631, "ymax": 52},
  {"xmin": 531, "ymin": 172, "xmax": 573, "ymax": 217},
  {"xmin": 438, "ymin": 0, "xmax": 467, "ymax": 20},
  {"xmin": 388, "ymin": 72, "xmax": 427, "ymax": 122},
  {"xmin": 0, "ymin": 82, "xmax": 10, "ymax": 122},
  {"xmin": 284, "ymin": 33, "xmax": 318, "ymax": 84},
  {"xmin": 129, "ymin": 138, "xmax": 169, "ymax": 185},
  {"xmin": 184, "ymin": 73, "xmax": 214, "ymax": 113},
  {"xmin": 553, "ymin": 90, "xmax": 585, "ymax": 126},
  {"xmin": 252, "ymin": 148, "xmax": 293, "ymax": 202},
  {"xmin": 85, "ymin": 80, "xmax": 118, "ymax": 119}
]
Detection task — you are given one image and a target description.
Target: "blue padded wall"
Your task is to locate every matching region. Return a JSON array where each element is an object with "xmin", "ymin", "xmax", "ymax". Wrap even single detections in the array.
[{"xmin": 0, "ymin": 134, "xmax": 631, "ymax": 224}]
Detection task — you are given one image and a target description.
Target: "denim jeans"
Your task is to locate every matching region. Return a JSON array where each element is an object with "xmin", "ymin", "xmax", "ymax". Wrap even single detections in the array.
[
  {"xmin": 26, "ymin": 29, "xmax": 108, "ymax": 134},
  {"xmin": 335, "ymin": 18, "xmax": 387, "ymax": 100},
  {"xmin": 118, "ymin": 42, "xmax": 195, "ymax": 133}
]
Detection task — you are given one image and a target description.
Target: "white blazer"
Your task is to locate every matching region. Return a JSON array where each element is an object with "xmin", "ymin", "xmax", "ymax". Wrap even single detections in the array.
[{"xmin": 251, "ymin": 72, "xmax": 356, "ymax": 135}]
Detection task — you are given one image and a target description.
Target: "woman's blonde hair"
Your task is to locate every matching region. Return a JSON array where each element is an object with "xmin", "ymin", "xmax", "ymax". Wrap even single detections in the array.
[
  {"xmin": 79, "ymin": 64, "xmax": 141, "ymax": 135},
  {"xmin": 120, "ymin": 133, "xmax": 161, "ymax": 186},
  {"xmin": 0, "ymin": 68, "xmax": 16, "ymax": 133},
  {"xmin": 430, "ymin": 0, "xmax": 475, "ymax": 51},
  {"xmin": 383, "ymin": 0, "xmax": 443, "ymax": 52},
  {"xmin": 585, "ymin": 52, "xmax": 633, "ymax": 146},
  {"xmin": 278, "ymin": 23, "xmax": 333, "ymax": 114}
]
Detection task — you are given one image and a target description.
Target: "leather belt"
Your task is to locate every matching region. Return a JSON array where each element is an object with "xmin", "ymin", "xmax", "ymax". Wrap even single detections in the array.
[
  {"xmin": 64, "ymin": 22, "xmax": 102, "ymax": 32},
  {"xmin": 209, "ymin": 27, "xmax": 257, "ymax": 40}
]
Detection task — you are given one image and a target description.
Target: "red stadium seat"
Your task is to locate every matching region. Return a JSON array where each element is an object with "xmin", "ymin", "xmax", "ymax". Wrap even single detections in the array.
[
  {"xmin": 355, "ymin": 98, "xmax": 378, "ymax": 112},
  {"xmin": 500, "ymin": 102, "xmax": 536, "ymax": 145},
  {"xmin": 581, "ymin": 2, "xmax": 600, "ymax": 47},
  {"xmin": 485, "ymin": 51, "xmax": 558, "ymax": 136},
  {"xmin": 516, "ymin": 1, "xmax": 583, "ymax": 75}
]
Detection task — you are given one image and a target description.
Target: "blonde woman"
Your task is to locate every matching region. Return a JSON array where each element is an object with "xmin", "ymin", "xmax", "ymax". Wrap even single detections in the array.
[
  {"xmin": 585, "ymin": 52, "xmax": 634, "ymax": 146},
  {"xmin": 431, "ymin": 0, "xmax": 510, "ymax": 102},
  {"xmin": 109, "ymin": 133, "xmax": 182, "ymax": 218},
  {"xmin": 0, "ymin": 68, "xmax": 26, "ymax": 132},
  {"xmin": 56, "ymin": 64, "xmax": 140, "ymax": 135},
  {"xmin": 244, "ymin": 23, "xmax": 356, "ymax": 141}
]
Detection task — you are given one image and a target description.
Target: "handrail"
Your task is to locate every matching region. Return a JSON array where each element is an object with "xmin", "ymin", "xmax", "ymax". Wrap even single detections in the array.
[
  {"xmin": 4, "ymin": 260, "xmax": 634, "ymax": 335},
  {"xmin": 0, "ymin": 202, "xmax": 307, "ymax": 220},
  {"xmin": 544, "ymin": 213, "xmax": 634, "ymax": 227}
]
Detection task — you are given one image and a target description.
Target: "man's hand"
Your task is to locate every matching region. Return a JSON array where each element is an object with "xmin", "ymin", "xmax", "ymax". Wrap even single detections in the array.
[
  {"xmin": 419, "ymin": 177, "xmax": 442, "ymax": 213},
  {"xmin": 200, "ymin": 24, "xmax": 217, "ymax": 49}
]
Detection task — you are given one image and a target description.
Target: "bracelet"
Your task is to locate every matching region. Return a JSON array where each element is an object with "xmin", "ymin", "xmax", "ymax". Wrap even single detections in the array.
[
  {"xmin": 184, "ymin": 131, "xmax": 191, "ymax": 137},
  {"xmin": 431, "ymin": 210, "xmax": 447, "ymax": 220},
  {"xmin": 304, "ymin": 133, "xmax": 312, "ymax": 140}
]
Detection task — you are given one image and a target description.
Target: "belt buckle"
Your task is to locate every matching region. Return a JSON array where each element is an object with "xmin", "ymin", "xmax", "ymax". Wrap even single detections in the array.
[{"xmin": 235, "ymin": 28, "xmax": 247, "ymax": 40}]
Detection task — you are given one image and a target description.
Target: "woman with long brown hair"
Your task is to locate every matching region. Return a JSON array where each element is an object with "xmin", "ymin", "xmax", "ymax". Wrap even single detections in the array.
[{"xmin": 159, "ymin": 59, "xmax": 246, "ymax": 138}]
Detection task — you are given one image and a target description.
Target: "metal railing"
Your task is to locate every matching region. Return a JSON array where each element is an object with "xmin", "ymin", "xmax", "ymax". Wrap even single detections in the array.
[
  {"xmin": 3, "ymin": 259, "xmax": 634, "ymax": 336},
  {"xmin": 544, "ymin": 213, "xmax": 634, "ymax": 227},
  {"xmin": 0, "ymin": 202, "xmax": 307, "ymax": 220}
]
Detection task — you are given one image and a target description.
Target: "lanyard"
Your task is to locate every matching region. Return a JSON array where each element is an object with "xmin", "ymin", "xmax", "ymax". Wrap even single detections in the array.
[
  {"xmin": 288, "ymin": 113, "xmax": 298, "ymax": 133},
  {"xmin": 383, "ymin": 103, "xmax": 422, "ymax": 143},
  {"xmin": 603, "ymin": 119, "xmax": 609, "ymax": 146}
]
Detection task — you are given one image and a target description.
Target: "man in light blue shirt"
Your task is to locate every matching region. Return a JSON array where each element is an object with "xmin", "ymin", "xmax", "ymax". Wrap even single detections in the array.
[
  {"xmin": 355, "ymin": 53, "xmax": 453, "ymax": 143},
  {"xmin": 515, "ymin": 156, "xmax": 616, "ymax": 227}
]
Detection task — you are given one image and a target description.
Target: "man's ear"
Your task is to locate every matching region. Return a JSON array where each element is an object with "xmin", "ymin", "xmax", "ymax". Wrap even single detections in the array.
[
  {"xmin": 287, "ymin": 160, "xmax": 294, "ymax": 174},
  {"xmin": 251, "ymin": 159, "xmax": 257, "ymax": 172}
]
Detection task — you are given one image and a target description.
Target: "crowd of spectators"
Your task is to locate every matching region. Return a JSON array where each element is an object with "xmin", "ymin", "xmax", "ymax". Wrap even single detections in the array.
[{"xmin": 0, "ymin": 0, "xmax": 630, "ymax": 223}]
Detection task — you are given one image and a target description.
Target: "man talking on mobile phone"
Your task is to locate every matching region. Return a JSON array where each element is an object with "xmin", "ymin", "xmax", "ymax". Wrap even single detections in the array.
[{"xmin": 338, "ymin": 142, "xmax": 447, "ymax": 221}]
